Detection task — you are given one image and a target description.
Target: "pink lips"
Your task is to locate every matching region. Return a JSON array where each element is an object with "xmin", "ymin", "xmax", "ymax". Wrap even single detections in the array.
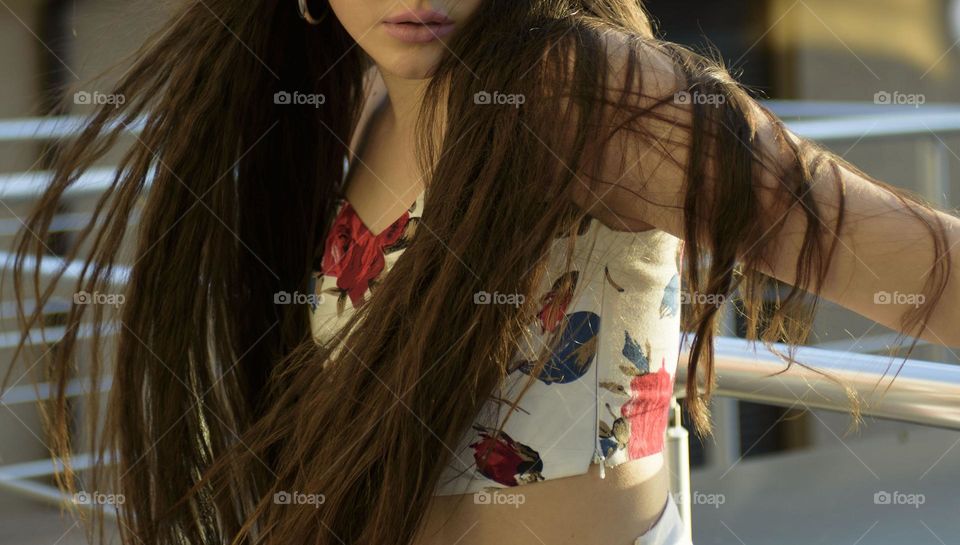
[{"xmin": 382, "ymin": 8, "xmax": 455, "ymax": 43}]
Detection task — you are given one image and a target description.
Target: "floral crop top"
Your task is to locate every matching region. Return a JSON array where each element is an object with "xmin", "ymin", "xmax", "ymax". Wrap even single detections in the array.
[{"xmin": 309, "ymin": 189, "xmax": 683, "ymax": 497}]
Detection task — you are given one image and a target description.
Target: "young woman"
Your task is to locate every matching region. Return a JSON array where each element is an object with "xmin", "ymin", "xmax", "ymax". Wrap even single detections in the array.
[{"xmin": 5, "ymin": 1, "xmax": 959, "ymax": 544}]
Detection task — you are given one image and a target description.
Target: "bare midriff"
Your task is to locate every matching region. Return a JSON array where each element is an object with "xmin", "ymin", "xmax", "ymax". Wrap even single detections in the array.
[{"xmin": 413, "ymin": 456, "xmax": 670, "ymax": 545}]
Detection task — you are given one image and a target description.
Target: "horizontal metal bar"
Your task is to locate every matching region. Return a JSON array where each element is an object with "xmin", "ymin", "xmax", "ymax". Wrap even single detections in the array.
[
  {"xmin": 0, "ymin": 452, "xmax": 101, "ymax": 480},
  {"xmin": 0, "ymin": 322, "xmax": 118, "ymax": 356},
  {"xmin": 0, "ymin": 167, "xmax": 137, "ymax": 201},
  {"xmin": 0, "ymin": 250, "xmax": 130, "ymax": 284},
  {"xmin": 0, "ymin": 376, "xmax": 113, "ymax": 405},
  {"xmin": 809, "ymin": 332, "xmax": 936, "ymax": 354},
  {"xmin": 0, "ymin": 475, "xmax": 77, "ymax": 505},
  {"xmin": 784, "ymin": 111, "xmax": 960, "ymax": 141},
  {"xmin": 2, "ymin": 103, "xmax": 958, "ymax": 151},
  {"xmin": 765, "ymin": 100, "xmax": 960, "ymax": 118},
  {"xmin": 0, "ymin": 452, "xmax": 118, "ymax": 519},
  {"xmin": 0, "ymin": 115, "xmax": 142, "ymax": 142},
  {"xmin": 0, "ymin": 212, "xmax": 93, "ymax": 236},
  {"xmin": 0, "ymin": 297, "xmax": 72, "ymax": 318},
  {"xmin": 676, "ymin": 336, "xmax": 960, "ymax": 430}
]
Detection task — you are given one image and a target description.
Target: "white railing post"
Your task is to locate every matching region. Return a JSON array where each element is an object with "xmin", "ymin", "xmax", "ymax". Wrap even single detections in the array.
[{"xmin": 667, "ymin": 397, "xmax": 692, "ymax": 542}]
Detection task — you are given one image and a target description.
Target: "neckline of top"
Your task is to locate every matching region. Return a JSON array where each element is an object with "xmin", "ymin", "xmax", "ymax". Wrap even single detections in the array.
[{"xmin": 336, "ymin": 187, "xmax": 425, "ymax": 237}]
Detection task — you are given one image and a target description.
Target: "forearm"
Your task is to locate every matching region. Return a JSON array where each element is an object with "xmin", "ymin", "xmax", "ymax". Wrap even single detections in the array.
[{"xmin": 757, "ymin": 128, "xmax": 960, "ymax": 349}]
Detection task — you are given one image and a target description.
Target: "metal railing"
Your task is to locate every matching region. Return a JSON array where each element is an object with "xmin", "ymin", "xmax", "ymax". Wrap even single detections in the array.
[
  {"xmin": 0, "ymin": 105, "xmax": 958, "ymax": 537},
  {"xmin": 674, "ymin": 337, "xmax": 960, "ymax": 430},
  {"xmin": 670, "ymin": 101, "xmax": 960, "ymax": 542}
]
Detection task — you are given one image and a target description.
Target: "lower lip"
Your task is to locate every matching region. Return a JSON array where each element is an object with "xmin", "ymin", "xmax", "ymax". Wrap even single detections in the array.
[{"xmin": 382, "ymin": 22, "xmax": 455, "ymax": 43}]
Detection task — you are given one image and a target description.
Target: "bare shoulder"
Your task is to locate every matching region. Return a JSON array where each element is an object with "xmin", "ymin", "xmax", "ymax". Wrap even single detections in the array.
[
  {"xmin": 565, "ymin": 28, "xmax": 690, "ymax": 236},
  {"xmin": 599, "ymin": 29, "xmax": 686, "ymax": 105}
]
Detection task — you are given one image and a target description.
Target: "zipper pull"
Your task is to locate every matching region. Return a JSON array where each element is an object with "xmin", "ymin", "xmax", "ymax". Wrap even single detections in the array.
[{"xmin": 593, "ymin": 445, "xmax": 606, "ymax": 479}]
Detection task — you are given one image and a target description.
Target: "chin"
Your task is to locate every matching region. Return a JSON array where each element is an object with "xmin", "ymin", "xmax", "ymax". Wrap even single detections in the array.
[{"xmin": 372, "ymin": 48, "xmax": 445, "ymax": 80}]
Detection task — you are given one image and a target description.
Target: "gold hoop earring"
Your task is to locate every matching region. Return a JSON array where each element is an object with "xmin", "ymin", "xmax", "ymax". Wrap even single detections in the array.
[{"xmin": 298, "ymin": 0, "xmax": 327, "ymax": 25}]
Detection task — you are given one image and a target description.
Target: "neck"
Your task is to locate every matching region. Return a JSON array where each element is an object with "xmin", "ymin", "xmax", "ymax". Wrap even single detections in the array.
[{"xmin": 378, "ymin": 71, "xmax": 433, "ymax": 137}]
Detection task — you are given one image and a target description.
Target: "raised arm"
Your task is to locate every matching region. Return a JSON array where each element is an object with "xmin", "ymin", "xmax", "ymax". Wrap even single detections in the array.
[{"xmin": 571, "ymin": 31, "xmax": 960, "ymax": 353}]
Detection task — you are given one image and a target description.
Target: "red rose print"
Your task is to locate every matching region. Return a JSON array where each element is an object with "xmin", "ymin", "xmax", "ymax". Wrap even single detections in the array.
[
  {"xmin": 621, "ymin": 361, "xmax": 673, "ymax": 458},
  {"xmin": 321, "ymin": 201, "xmax": 409, "ymax": 307},
  {"xmin": 537, "ymin": 271, "xmax": 579, "ymax": 333},
  {"xmin": 538, "ymin": 292, "xmax": 572, "ymax": 333},
  {"xmin": 470, "ymin": 426, "xmax": 544, "ymax": 486}
]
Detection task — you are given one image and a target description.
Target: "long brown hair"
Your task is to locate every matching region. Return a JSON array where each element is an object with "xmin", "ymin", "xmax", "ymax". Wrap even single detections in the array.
[{"xmin": 3, "ymin": 0, "xmax": 952, "ymax": 544}]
